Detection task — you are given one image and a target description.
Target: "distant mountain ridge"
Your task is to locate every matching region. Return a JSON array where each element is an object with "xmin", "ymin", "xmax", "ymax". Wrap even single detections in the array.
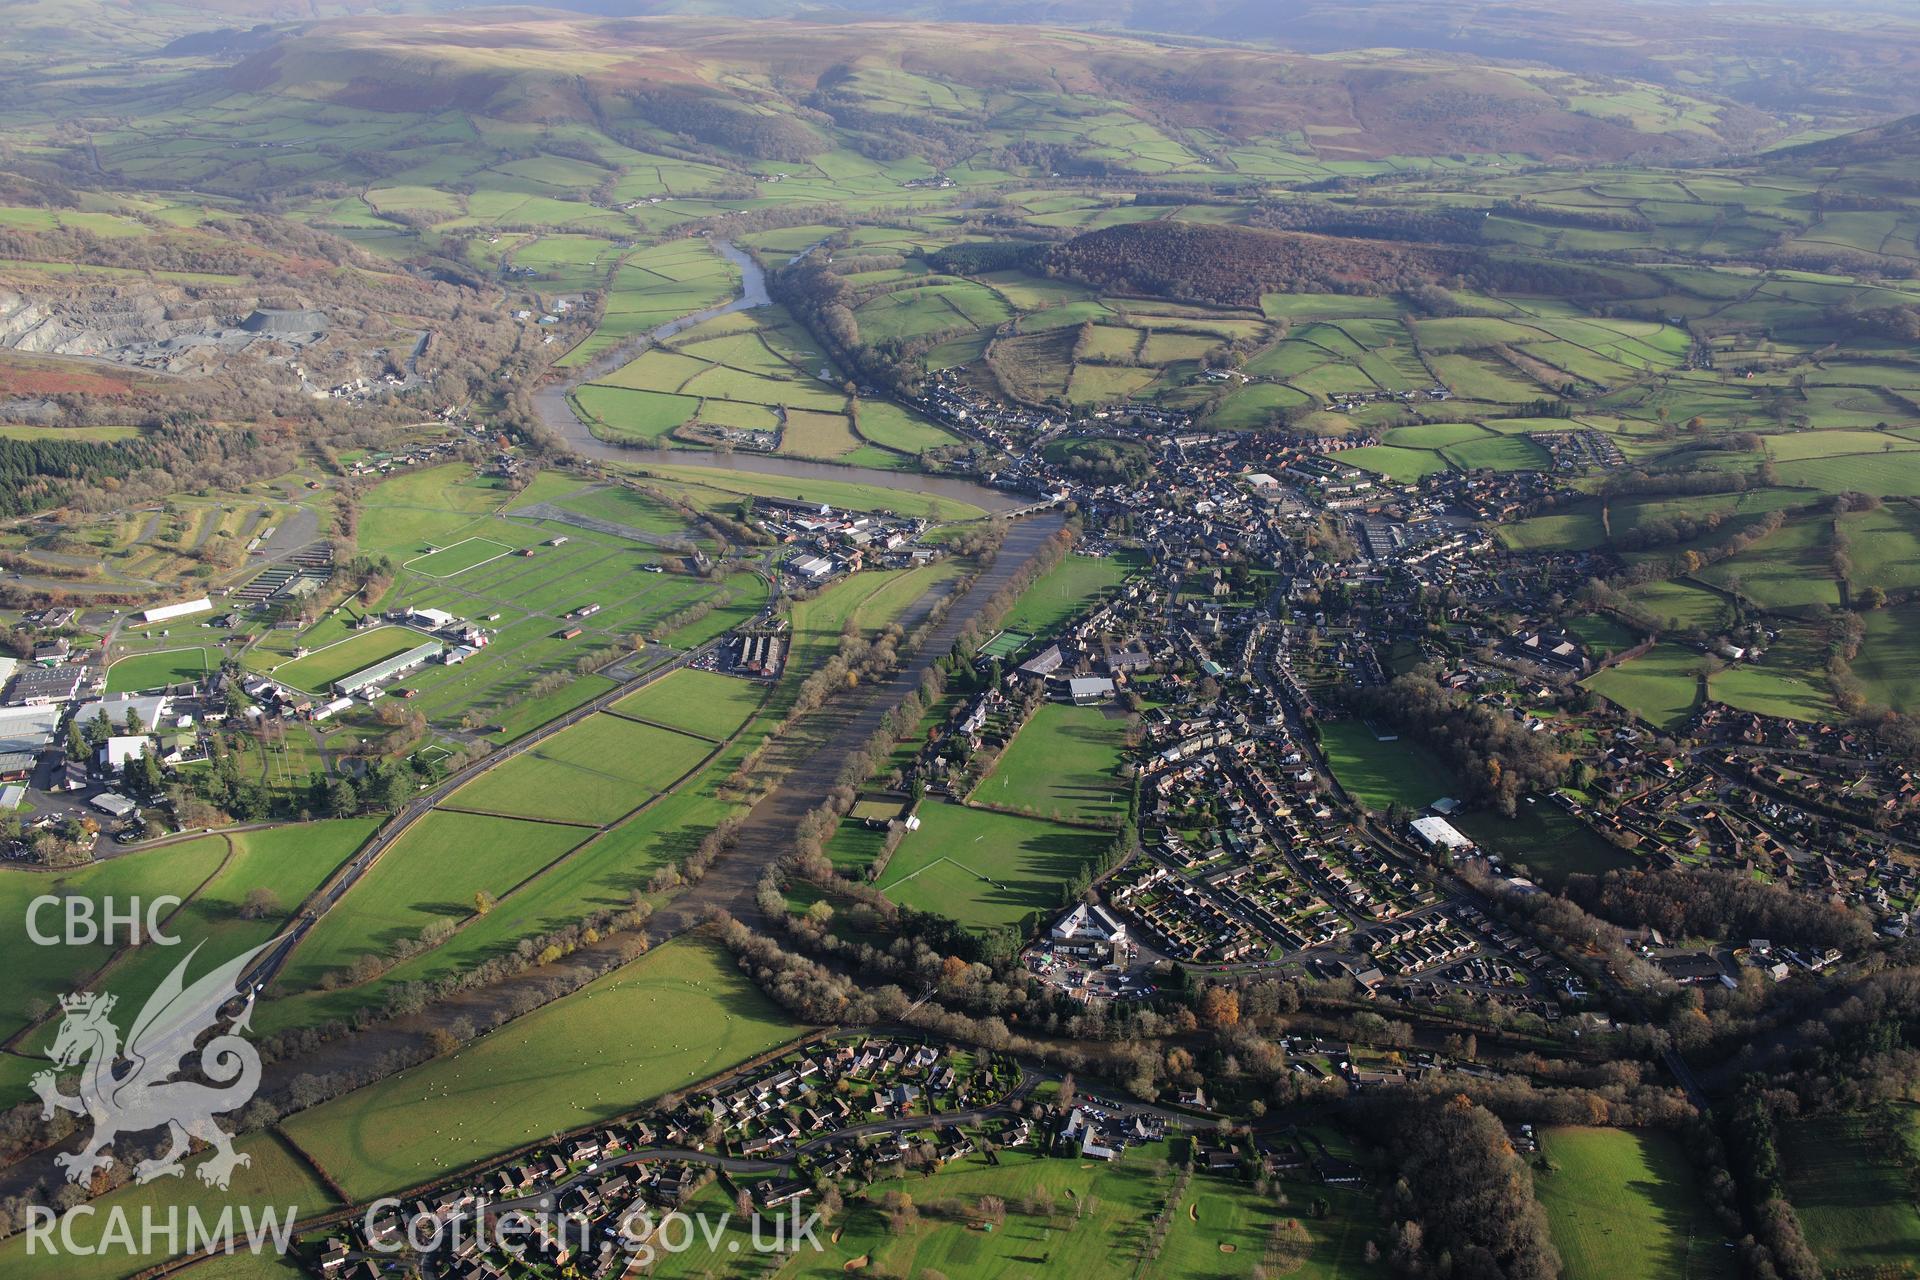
[
  {"xmin": 187, "ymin": 0, "xmax": 1920, "ymax": 121},
  {"xmin": 219, "ymin": 13, "xmax": 1769, "ymax": 167}
]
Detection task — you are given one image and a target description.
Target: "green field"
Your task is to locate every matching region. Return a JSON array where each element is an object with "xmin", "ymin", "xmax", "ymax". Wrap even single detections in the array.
[
  {"xmin": 977, "ymin": 630, "xmax": 1030, "ymax": 660},
  {"xmin": 268, "ymin": 627, "xmax": 430, "ymax": 694},
  {"xmin": 1855, "ymin": 603, "xmax": 1920, "ymax": 712},
  {"xmin": 759, "ymin": 1140, "xmax": 1385, "ymax": 1280},
  {"xmin": 573, "ymin": 385, "xmax": 699, "ymax": 440},
  {"xmin": 1345, "ymin": 445, "xmax": 1454, "ymax": 482},
  {"xmin": 357, "ymin": 463, "xmax": 510, "ymax": 556},
  {"xmin": 1533, "ymin": 1127, "xmax": 1736, "ymax": 1280},
  {"xmin": 1709, "ymin": 653, "xmax": 1838, "ymax": 723},
  {"xmin": 0, "ymin": 823, "xmax": 374, "ymax": 1101},
  {"xmin": 1583, "ymin": 645, "xmax": 1703, "ymax": 731},
  {"xmin": 0, "ymin": 1131, "xmax": 335, "ymax": 1280},
  {"xmin": 642, "ymin": 463, "xmax": 987, "ymax": 522},
  {"xmin": 104, "ymin": 645, "xmax": 213, "ymax": 693},
  {"xmin": 1625, "ymin": 580, "xmax": 1732, "ymax": 633},
  {"xmin": 1779, "ymin": 1106, "xmax": 1920, "ymax": 1276},
  {"xmin": 404, "ymin": 536, "xmax": 514, "ymax": 577},
  {"xmin": 975, "ymin": 702, "xmax": 1130, "ymax": 827},
  {"xmin": 274, "ymin": 811, "xmax": 590, "ymax": 996},
  {"xmin": 1318, "ymin": 720, "xmax": 1456, "ymax": 812},
  {"xmin": 609, "ymin": 669, "xmax": 766, "ymax": 740},
  {"xmin": 998, "ymin": 551, "xmax": 1136, "ymax": 637},
  {"xmin": 875, "ymin": 801, "xmax": 1111, "ymax": 930},
  {"xmin": 280, "ymin": 938, "xmax": 800, "ymax": 1199},
  {"xmin": 0, "ymin": 835, "xmax": 229, "ymax": 1050},
  {"xmin": 449, "ymin": 712, "xmax": 716, "ymax": 824},
  {"xmin": 855, "ymin": 400, "xmax": 964, "ymax": 453},
  {"xmin": 1455, "ymin": 802, "xmax": 1634, "ymax": 888}
]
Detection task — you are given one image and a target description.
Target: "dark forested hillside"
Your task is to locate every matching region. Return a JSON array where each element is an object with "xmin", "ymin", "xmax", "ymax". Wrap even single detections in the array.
[
  {"xmin": 1038, "ymin": 220, "xmax": 1656, "ymax": 306},
  {"xmin": 1039, "ymin": 223, "xmax": 1464, "ymax": 305}
]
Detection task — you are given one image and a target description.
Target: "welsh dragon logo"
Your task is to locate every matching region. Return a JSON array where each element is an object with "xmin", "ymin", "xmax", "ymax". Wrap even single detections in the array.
[{"xmin": 32, "ymin": 941, "xmax": 269, "ymax": 1190}]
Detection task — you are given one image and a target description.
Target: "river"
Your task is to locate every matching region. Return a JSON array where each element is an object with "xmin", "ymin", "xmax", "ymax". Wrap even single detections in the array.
[{"xmin": 532, "ymin": 239, "xmax": 1024, "ymax": 514}]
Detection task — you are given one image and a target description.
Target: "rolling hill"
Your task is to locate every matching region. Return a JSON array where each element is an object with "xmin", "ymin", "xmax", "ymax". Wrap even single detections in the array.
[{"xmin": 212, "ymin": 13, "xmax": 1763, "ymax": 168}]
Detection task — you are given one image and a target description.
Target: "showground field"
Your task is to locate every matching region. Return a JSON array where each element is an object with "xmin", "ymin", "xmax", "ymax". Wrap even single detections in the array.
[
  {"xmin": 272, "ymin": 811, "xmax": 591, "ymax": 999},
  {"xmin": 104, "ymin": 645, "xmax": 214, "ymax": 693},
  {"xmin": 447, "ymin": 712, "xmax": 717, "ymax": 824},
  {"xmin": 610, "ymin": 669, "xmax": 767, "ymax": 740},
  {"xmin": 404, "ymin": 536, "xmax": 515, "ymax": 577},
  {"xmin": 268, "ymin": 626, "xmax": 430, "ymax": 694},
  {"xmin": 975, "ymin": 702, "xmax": 1130, "ymax": 827},
  {"xmin": 875, "ymin": 801, "xmax": 1111, "ymax": 930},
  {"xmin": 281, "ymin": 938, "xmax": 800, "ymax": 1199},
  {"xmin": 1532, "ymin": 1126, "xmax": 1736, "ymax": 1280}
]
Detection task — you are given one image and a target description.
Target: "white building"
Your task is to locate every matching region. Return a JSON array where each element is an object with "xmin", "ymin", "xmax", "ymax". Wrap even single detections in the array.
[
  {"xmin": 791, "ymin": 556, "xmax": 834, "ymax": 581},
  {"xmin": 142, "ymin": 597, "xmax": 212, "ymax": 625},
  {"xmin": 410, "ymin": 608, "xmax": 456, "ymax": 630},
  {"xmin": 1410, "ymin": 815, "xmax": 1474, "ymax": 851},
  {"xmin": 99, "ymin": 736, "xmax": 149, "ymax": 770},
  {"xmin": 312, "ymin": 697, "xmax": 354, "ymax": 722},
  {"xmin": 1052, "ymin": 902, "xmax": 1128, "ymax": 946}
]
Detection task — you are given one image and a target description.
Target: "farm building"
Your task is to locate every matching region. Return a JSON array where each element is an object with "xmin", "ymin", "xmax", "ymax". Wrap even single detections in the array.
[
  {"xmin": 410, "ymin": 608, "xmax": 456, "ymax": 630},
  {"xmin": 335, "ymin": 642, "xmax": 443, "ymax": 696},
  {"xmin": 0, "ymin": 783, "xmax": 22, "ymax": 810}
]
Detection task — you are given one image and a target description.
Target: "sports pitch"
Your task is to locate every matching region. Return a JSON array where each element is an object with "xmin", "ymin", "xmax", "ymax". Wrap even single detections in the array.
[
  {"xmin": 876, "ymin": 801, "xmax": 1111, "ymax": 929},
  {"xmin": 104, "ymin": 645, "xmax": 214, "ymax": 693},
  {"xmin": 976, "ymin": 630, "xmax": 1030, "ymax": 660}
]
